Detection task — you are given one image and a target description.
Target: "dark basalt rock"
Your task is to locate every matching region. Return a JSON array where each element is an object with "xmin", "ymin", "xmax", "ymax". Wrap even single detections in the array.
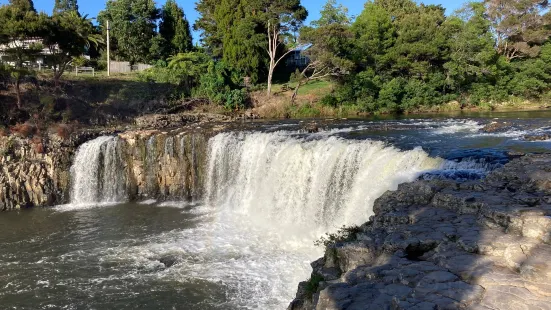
[
  {"xmin": 289, "ymin": 154, "xmax": 551, "ymax": 310},
  {"xmin": 480, "ymin": 121, "xmax": 511, "ymax": 133},
  {"xmin": 524, "ymin": 134, "xmax": 551, "ymax": 141},
  {"xmin": 159, "ymin": 255, "xmax": 179, "ymax": 268},
  {"xmin": 303, "ymin": 123, "xmax": 320, "ymax": 133}
]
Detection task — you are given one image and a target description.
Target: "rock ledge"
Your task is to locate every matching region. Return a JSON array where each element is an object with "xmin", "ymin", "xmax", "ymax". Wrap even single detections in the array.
[{"xmin": 289, "ymin": 154, "xmax": 551, "ymax": 310}]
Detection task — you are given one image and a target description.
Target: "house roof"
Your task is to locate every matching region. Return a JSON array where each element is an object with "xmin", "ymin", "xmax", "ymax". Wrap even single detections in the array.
[{"xmin": 291, "ymin": 44, "xmax": 312, "ymax": 52}]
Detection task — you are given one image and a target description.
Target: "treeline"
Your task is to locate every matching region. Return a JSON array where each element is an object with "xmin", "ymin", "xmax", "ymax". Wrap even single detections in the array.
[
  {"xmin": 0, "ymin": 0, "xmax": 100, "ymax": 107},
  {"xmin": 308, "ymin": 0, "xmax": 551, "ymax": 112},
  {"xmin": 149, "ymin": 0, "xmax": 551, "ymax": 112},
  {"xmin": 0, "ymin": 0, "xmax": 196, "ymax": 108},
  {"xmin": 2, "ymin": 0, "xmax": 551, "ymax": 114}
]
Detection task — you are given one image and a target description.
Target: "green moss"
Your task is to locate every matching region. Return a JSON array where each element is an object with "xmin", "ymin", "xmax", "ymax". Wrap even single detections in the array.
[{"xmin": 305, "ymin": 274, "xmax": 324, "ymax": 298}]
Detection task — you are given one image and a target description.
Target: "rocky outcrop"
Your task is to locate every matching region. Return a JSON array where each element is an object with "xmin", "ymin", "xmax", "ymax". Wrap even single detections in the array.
[
  {"xmin": 135, "ymin": 112, "xmax": 231, "ymax": 129},
  {"xmin": 0, "ymin": 131, "xmax": 107, "ymax": 210},
  {"xmin": 0, "ymin": 123, "xmax": 227, "ymax": 210},
  {"xmin": 118, "ymin": 129, "xmax": 211, "ymax": 201},
  {"xmin": 289, "ymin": 154, "xmax": 551, "ymax": 310}
]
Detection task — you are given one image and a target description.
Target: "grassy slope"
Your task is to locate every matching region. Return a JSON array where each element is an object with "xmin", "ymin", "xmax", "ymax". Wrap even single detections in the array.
[{"xmin": 254, "ymin": 79, "xmax": 551, "ymax": 119}]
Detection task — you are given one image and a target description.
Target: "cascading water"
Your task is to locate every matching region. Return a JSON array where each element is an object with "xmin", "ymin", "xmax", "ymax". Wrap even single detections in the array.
[
  {"xmin": 205, "ymin": 131, "xmax": 443, "ymax": 234},
  {"xmin": 70, "ymin": 136, "xmax": 127, "ymax": 205},
  {"xmin": 60, "ymin": 130, "xmax": 475, "ymax": 309}
]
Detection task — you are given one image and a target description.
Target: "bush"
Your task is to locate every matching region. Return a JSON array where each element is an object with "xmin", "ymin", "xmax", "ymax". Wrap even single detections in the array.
[
  {"xmin": 289, "ymin": 68, "xmax": 303, "ymax": 84},
  {"xmin": 314, "ymin": 225, "xmax": 362, "ymax": 247},
  {"xmin": 54, "ymin": 124, "xmax": 73, "ymax": 140},
  {"xmin": 320, "ymin": 95, "xmax": 339, "ymax": 108},
  {"xmin": 10, "ymin": 123, "xmax": 36, "ymax": 138},
  {"xmin": 224, "ymin": 89, "xmax": 249, "ymax": 110},
  {"xmin": 305, "ymin": 274, "xmax": 324, "ymax": 298}
]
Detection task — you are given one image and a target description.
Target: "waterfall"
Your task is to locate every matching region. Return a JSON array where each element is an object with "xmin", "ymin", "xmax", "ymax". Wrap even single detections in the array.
[
  {"xmin": 205, "ymin": 131, "xmax": 443, "ymax": 234},
  {"xmin": 70, "ymin": 136, "xmax": 127, "ymax": 205}
]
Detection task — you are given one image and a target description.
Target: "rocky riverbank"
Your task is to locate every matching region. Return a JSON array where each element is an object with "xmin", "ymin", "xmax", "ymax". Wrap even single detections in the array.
[
  {"xmin": 0, "ymin": 130, "xmax": 109, "ymax": 210},
  {"xmin": 0, "ymin": 116, "xmax": 233, "ymax": 210},
  {"xmin": 289, "ymin": 154, "xmax": 551, "ymax": 310}
]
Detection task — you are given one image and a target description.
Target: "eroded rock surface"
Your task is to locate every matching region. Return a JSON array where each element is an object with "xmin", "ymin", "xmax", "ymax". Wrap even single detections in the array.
[
  {"xmin": 289, "ymin": 154, "xmax": 551, "ymax": 310},
  {"xmin": 0, "ymin": 131, "xmax": 104, "ymax": 210}
]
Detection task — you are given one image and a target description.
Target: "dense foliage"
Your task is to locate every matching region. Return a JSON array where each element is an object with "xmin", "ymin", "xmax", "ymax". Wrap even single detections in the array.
[
  {"xmin": 2, "ymin": 0, "xmax": 551, "ymax": 114},
  {"xmin": 302, "ymin": 0, "xmax": 551, "ymax": 112}
]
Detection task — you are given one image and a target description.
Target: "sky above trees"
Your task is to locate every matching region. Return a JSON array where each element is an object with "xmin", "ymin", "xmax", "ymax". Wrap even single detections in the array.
[{"xmin": 0, "ymin": 0, "xmax": 463, "ymax": 42}]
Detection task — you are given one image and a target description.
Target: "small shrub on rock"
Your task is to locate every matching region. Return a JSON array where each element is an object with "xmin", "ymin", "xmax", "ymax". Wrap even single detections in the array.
[
  {"xmin": 314, "ymin": 225, "xmax": 362, "ymax": 247},
  {"xmin": 55, "ymin": 124, "xmax": 73, "ymax": 140},
  {"xmin": 10, "ymin": 123, "xmax": 36, "ymax": 138},
  {"xmin": 305, "ymin": 274, "xmax": 324, "ymax": 298}
]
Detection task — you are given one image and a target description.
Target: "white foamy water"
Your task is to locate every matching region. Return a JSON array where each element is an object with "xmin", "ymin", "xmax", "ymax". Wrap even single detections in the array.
[
  {"xmin": 57, "ymin": 131, "xmax": 449, "ymax": 309},
  {"xmin": 68, "ymin": 136, "xmax": 127, "ymax": 207},
  {"xmin": 206, "ymin": 132, "xmax": 442, "ymax": 234},
  {"xmin": 431, "ymin": 120, "xmax": 484, "ymax": 135}
]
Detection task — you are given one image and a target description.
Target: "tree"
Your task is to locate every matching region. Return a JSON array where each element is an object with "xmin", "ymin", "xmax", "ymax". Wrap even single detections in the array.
[
  {"xmin": 352, "ymin": 2, "xmax": 395, "ymax": 72},
  {"xmin": 98, "ymin": 0, "xmax": 159, "ymax": 64},
  {"xmin": 443, "ymin": 2, "xmax": 497, "ymax": 92},
  {"xmin": 216, "ymin": 0, "xmax": 267, "ymax": 83},
  {"xmin": 159, "ymin": 0, "xmax": 193, "ymax": 59},
  {"xmin": 291, "ymin": 0, "xmax": 353, "ymax": 102},
  {"xmin": 53, "ymin": 0, "xmax": 79, "ymax": 15},
  {"xmin": 312, "ymin": 0, "xmax": 350, "ymax": 27},
  {"xmin": 387, "ymin": 4, "xmax": 449, "ymax": 79},
  {"xmin": 0, "ymin": 0, "xmax": 43, "ymax": 108},
  {"xmin": 372, "ymin": 0, "xmax": 416, "ymax": 20},
  {"xmin": 260, "ymin": 0, "xmax": 308, "ymax": 96},
  {"xmin": 485, "ymin": 0, "xmax": 551, "ymax": 61},
  {"xmin": 43, "ymin": 11, "xmax": 101, "ymax": 87},
  {"xmin": 194, "ymin": 0, "xmax": 222, "ymax": 56}
]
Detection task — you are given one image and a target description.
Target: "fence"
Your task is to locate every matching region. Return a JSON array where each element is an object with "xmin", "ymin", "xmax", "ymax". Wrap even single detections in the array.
[{"xmin": 110, "ymin": 61, "xmax": 152, "ymax": 74}]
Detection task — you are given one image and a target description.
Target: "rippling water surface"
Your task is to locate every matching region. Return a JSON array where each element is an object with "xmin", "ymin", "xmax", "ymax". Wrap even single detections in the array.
[{"xmin": 1, "ymin": 112, "xmax": 551, "ymax": 310}]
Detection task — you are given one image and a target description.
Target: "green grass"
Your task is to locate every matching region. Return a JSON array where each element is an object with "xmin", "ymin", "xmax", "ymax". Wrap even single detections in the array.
[{"xmin": 272, "ymin": 79, "xmax": 335, "ymax": 96}]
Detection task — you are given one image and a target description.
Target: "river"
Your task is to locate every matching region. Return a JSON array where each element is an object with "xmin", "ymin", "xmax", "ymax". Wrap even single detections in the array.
[{"xmin": 1, "ymin": 112, "xmax": 551, "ymax": 309}]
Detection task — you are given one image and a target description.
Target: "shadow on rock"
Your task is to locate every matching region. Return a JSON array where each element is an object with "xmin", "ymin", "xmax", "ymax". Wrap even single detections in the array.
[{"xmin": 289, "ymin": 154, "xmax": 551, "ymax": 310}]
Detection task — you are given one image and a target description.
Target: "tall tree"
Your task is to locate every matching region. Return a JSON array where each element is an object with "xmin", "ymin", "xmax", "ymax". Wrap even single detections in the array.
[
  {"xmin": 259, "ymin": 0, "xmax": 308, "ymax": 95},
  {"xmin": 7, "ymin": 0, "xmax": 35, "ymax": 12},
  {"xmin": 216, "ymin": 0, "xmax": 267, "ymax": 83},
  {"xmin": 0, "ymin": 0, "xmax": 42, "ymax": 108},
  {"xmin": 98, "ymin": 0, "xmax": 159, "ymax": 64},
  {"xmin": 43, "ymin": 11, "xmax": 101, "ymax": 87},
  {"xmin": 159, "ymin": 0, "xmax": 193, "ymax": 58},
  {"xmin": 373, "ymin": 0, "xmax": 416, "ymax": 20},
  {"xmin": 485, "ymin": 0, "xmax": 551, "ymax": 60},
  {"xmin": 311, "ymin": 0, "xmax": 350, "ymax": 27},
  {"xmin": 292, "ymin": 1, "xmax": 354, "ymax": 102},
  {"xmin": 352, "ymin": 2, "xmax": 395, "ymax": 72},
  {"xmin": 387, "ymin": 4, "xmax": 449, "ymax": 79},
  {"xmin": 443, "ymin": 2, "xmax": 497, "ymax": 92},
  {"xmin": 194, "ymin": 0, "xmax": 222, "ymax": 56},
  {"xmin": 53, "ymin": 0, "xmax": 79, "ymax": 15}
]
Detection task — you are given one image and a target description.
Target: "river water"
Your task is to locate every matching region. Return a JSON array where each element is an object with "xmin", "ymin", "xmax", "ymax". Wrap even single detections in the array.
[{"xmin": 1, "ymin": 112, "xmax": 551, "ymax": 310}]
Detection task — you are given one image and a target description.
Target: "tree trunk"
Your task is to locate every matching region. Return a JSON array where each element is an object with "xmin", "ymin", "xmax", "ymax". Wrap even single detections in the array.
[
  {"xmin": 267, "ymin": 63, "xmax": 274, "ymax": 97},
  {"xmin": 54, "ymin": 71, "xmax": 60, "ymax": 89},
  {"xmin": 15, "ymin": 78, "xmax": 22, "ymax": 109},
  {"xmin": 291, "ymin": 78, "xmax": 308, "ymax": 104}
]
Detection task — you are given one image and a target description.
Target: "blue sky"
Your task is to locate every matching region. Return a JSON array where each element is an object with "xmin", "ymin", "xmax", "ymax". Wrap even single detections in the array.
[{"xmin": 1, "ymin": 0, "xmax": 464, "ymax": 42}]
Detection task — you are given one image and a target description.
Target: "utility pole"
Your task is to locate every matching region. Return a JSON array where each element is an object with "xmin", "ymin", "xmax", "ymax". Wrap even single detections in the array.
[{"xmin": 107, "ymin": 20, "xmax": 110, "ymax": 77}]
